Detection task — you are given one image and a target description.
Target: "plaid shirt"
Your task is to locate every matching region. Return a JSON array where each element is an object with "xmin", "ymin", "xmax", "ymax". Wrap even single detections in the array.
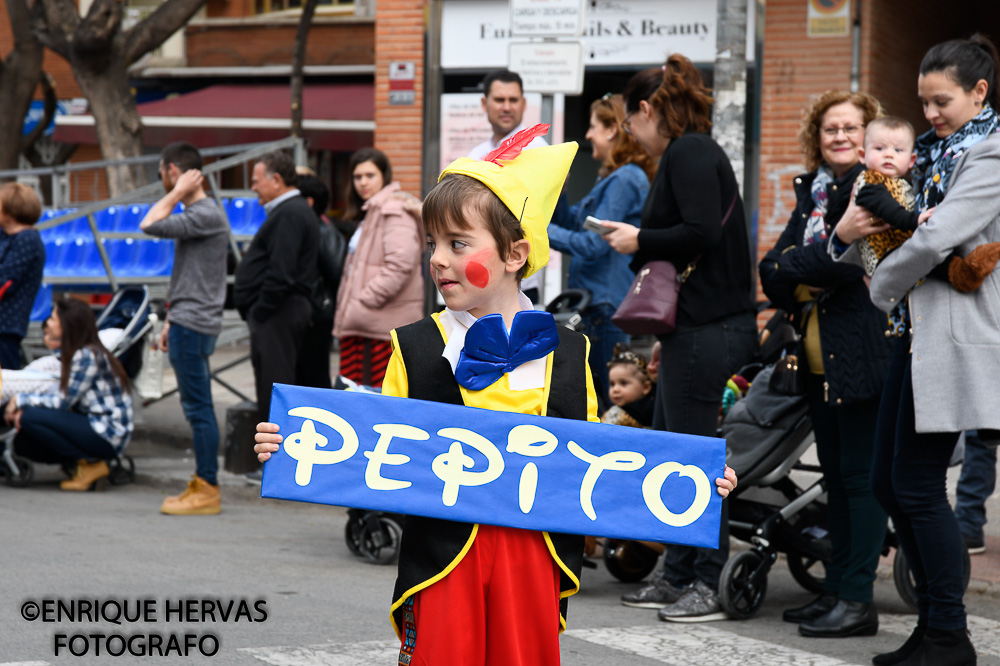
[{"xmin": 15, "ymin": 346, "xmax": 133, "ymax": 452}]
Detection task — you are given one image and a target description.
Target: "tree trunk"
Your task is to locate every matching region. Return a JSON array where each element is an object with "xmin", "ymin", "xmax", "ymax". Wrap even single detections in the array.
[
  {"xmin": 711, "ymin": 0, "xmax": 748, "ymax": 193},
  {"xmin": 72, "ymin": 47, "xmax": 144, "ymax": 196},
  {"xmin": 0, "ymin": 0, "xmax": 45, "ymax": 177},
  {"xmin": 290, "ymin": 0, "xmax": 321, "ymax": 137}
]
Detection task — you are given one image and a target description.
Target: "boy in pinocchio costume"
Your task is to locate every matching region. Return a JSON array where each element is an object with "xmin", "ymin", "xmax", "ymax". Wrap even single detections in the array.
[{"xmin": 255, "ymin": 126, "xmax": 738, "ymax": 665}]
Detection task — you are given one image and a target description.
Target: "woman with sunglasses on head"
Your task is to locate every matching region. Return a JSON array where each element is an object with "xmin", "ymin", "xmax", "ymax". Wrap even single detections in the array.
[
  {"xmin": 833, "ymin": 34, "xmax": 1000, "ymax": 666},
  {"xmin": 604, "ymin": 54, "xmax": 757, "ymax": 623},
  {"xmin": 758, "ymin": 90, "xmax": 891, "ymax": 640},
  {"xmin": 547, "ymin": 93, "xmax": 654, "ymax": 406}
]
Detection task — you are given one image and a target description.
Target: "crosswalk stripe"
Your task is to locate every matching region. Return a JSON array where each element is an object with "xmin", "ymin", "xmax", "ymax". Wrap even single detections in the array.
[
  {"xmin": 880, "ymin": 613, "xmax": 1000, "ymax": 658},
  {"xmin": 238, "ymin": 613, "xmax": 1000, "ymax": 666},
  {"xmin": 238, "ymin": 640, "xmax": 400, "ymax": 665},
  {"xmin": 564, "ymin": 625, "xmax": 858, "ymax": 665}
]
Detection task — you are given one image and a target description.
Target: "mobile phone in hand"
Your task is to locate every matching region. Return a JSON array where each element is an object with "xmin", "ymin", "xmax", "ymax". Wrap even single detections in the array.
[{"xmin": 584, "ymin": 216, "xmax": 611, "ymax": 234}]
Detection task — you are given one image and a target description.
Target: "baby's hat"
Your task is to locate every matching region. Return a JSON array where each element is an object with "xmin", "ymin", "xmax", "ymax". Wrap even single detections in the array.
[{"xmin": 439, "ymin": 124, "xmax": 578, "ymax": 278}]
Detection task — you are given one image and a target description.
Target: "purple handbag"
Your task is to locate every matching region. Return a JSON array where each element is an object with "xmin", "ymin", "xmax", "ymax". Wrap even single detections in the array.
[{"xmin": 612, "ymin": 193, "xmax": 738, "ymax": 336}]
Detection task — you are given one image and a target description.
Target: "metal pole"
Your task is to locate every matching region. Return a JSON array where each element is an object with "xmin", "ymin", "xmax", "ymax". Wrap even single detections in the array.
[{"xmin": 86, "ymin": 212, "xmax": 119, "ymax": 292}]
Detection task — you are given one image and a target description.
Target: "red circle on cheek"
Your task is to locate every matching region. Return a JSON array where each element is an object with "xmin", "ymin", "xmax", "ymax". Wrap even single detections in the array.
[{"xmin": 465, "ymin": 261, "xmax": 490, "ymax": 289}]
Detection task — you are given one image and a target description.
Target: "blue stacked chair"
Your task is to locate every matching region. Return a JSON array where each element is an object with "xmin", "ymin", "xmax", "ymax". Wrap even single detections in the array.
[
  {"xmin": 76, "ymin": 239, "xmax": 112, "ymax": 278},
  {"xmin": 44, "ymin": 238, "xmax": 87, "ymax": 278},
  {"xmin": 225, "ymin": 197, "xmax": 266, "ymax": 235},
  {"xmin": 106, "ymin": 238, "xmax": 140, "ymax": 277},
  {"xmin": 93, "ymin": 206, "xmax": 121, "ymax": 233},
  {"xmin": 116, "ymin": 203, "xmax": 150, "ymax": 233},
  {"xmin": 43, "ymin": 239, "xmax": 67, "ymax": 276},
  {"xmin": 133, "ymin": 239, "xmax": 174, "ymax": 277},
  {"xmin": 40, "ymin": 209, "xmax": 88, "ymax": 242},
  {"xmin": 29, "ymin": 284, "xmax": 53, "ymax": 322}
]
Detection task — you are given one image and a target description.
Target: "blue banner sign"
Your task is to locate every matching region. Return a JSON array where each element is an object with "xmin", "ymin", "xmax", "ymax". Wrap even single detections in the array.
[{"xmin": 262, "ymin": 384, "xmax": 726, "ymax": 548}]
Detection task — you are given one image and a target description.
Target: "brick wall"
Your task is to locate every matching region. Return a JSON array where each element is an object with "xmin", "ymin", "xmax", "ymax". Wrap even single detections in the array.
[
  {"xmin": 372, "ymin": 0, "xmax": 425, "ymax": 198},
  {"xmin": 757, "ymin": 0, "xmax": 855, "ymax": 274},
  {"xmin": 185, "ymin": 18, "xmax": 374, "ymax": 67}
]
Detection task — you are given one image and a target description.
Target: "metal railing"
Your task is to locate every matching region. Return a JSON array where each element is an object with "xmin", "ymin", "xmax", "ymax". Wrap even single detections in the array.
[{"xmin": 32, "ymin": 137, "xmax": 307, "ymax": 290}]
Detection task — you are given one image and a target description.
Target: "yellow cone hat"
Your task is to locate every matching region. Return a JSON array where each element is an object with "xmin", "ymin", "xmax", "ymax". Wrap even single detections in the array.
[{"xmin": 440, "ymin": 127, "xmax": 578, "ymax": 279}]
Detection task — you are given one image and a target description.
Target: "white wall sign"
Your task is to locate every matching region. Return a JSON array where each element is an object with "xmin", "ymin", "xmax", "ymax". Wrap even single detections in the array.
[
  {"xmin": 442, "ymin": 0, "xmax": 755, "ymax": 69},
  {"xmin": 807, "ymin": 0, "xmax": 850, "ymax": 38},
  {"xmin": 389, "ymin": 61, "xmax": 416, "ymax": 105},
  {"xmin": 509, "ymin": 0, "xmax": 586, "ymax": 37},
  {"xmin": 509, "ymin": 42, "xmax": 584, "ymax": 95}
]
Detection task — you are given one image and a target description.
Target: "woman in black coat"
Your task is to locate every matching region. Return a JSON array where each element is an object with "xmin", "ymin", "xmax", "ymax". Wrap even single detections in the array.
[
  {"xmin": 758, "ymin": 90, "xmax": 891, "ymax": 639},
  {"xmin": 603, "ymin": 54, "xmax": 758, "ymax": 623}
]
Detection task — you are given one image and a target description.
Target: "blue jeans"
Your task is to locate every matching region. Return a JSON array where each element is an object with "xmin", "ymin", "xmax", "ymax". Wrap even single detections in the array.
[
  {"xmin": 168, "ymin": 323, "xmax": 219, "ymax": 486},
  {"xmin": 955, "ymin": 430, "xmax": 997, "ymax": 542},
  {"xmin": 656, "ymin": 311, "xmax": 759, "ymax": 591},
  {"xmin": 14, "ymin": 408, "xmax": 116, "ymax": 464},
  {"xmin": 872, "ymin": 338, "xmax": 965, "ymax": 630},
  {"xmin": 581, "ymin": 303, "xmax": 629, "ymax": 412}
]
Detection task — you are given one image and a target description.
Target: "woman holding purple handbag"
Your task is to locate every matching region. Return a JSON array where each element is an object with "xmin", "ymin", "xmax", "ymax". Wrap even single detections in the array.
[{"xmin": 601, "ymin": 54, "xmax": 757, "ymax": 622}]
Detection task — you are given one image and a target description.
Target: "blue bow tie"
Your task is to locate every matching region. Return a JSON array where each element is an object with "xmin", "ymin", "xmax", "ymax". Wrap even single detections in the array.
[{"xmin": 454, "ymin": 311, "xmax": 560, "ymax": 391}]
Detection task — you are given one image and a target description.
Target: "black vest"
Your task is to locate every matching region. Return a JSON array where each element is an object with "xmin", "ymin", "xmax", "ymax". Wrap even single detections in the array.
[{"xmin": 389, "ymin": 315, "xmax": 588, "ymax": 636}]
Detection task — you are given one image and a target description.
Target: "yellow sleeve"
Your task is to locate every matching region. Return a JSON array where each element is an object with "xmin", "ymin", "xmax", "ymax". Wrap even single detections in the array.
[
  {"xmin": 583, "ymin": 336, "xmax": 600, "ymax": 423},
  {"xmin": 382, "ymin": 330, "xmax": 409, "ymax": 399}
]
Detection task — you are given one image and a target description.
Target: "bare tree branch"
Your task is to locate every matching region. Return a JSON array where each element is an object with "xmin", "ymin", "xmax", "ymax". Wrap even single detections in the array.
[
  {"xmin": 291, "ymin": 0, "xmax": 321, "ymax": 137},
  {"xmin": 22, "ymin": 72, "xmax": 58, "ymax": 154},
  {"xmin": 124, "ymin": 0, "xmax": 207, "ymax": 65},
  {"xmin": 76, "ymin": 0, "xmax": 123, "ymax": 54},
  {"xmin": 0, "ymin": 0, "xmax": 44, "ymax": 174},
  {"xmin": 32, "ymin": 0, "xmax": 80, "ymax": 60}
]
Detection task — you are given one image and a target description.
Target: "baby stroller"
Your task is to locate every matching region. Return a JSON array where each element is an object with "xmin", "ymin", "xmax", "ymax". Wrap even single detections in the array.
[
  {"xmin": 0, "ymin": 285, "xmax": 153, "ymax": 487},
  {"xmin": 715, "ymin": 311, "xmax": 972, "ymax": 618}
]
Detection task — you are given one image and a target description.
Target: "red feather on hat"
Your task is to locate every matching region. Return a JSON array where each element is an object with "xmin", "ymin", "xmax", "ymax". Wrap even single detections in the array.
[{"xmin": 483, "ymin": 123, "xmax": 550, "ymax": 166}]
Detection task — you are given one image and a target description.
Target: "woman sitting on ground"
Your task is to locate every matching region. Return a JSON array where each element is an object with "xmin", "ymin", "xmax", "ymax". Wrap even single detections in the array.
[{"xmin": 4, "ymin": 298, "xmax": 133, "ymax": 491}]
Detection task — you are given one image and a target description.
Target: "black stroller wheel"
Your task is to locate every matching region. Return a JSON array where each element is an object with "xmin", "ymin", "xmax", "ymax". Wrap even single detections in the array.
[
  {"xmin": 719, "ymin": 550, "xmax": 770, "ymax": 620},
  {"xmin": 360, "ymin": 516, "xmax": 402, "ymax": 565},
  {"xmin": 109, "ymin": 456, "xmax": 135, "ymax": 485},
  {"xmin": 602, "ymin": 540, "xmax": 660, "ymax": 583},
  {"xmin": 892, "ymin": 544, "xmax": 971, "ymax": 612},
  {"xmin": 4, "ymin": 455, "xmax": 34, "ymax": 487},
  {"xmin": 787, "ymin": 551, "xmax": 827, "ymax": 594}
]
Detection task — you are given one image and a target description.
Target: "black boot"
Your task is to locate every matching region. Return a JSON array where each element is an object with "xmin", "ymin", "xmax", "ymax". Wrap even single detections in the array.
[
  {"xmin": 782, "ymin": 593, "xmax": 837, "ymax": 624},
  {"xmin": 897, "ymin": 627, "xmax": 976, "ymax": 666},
  {"xmin": 872, "ymin": 623, "xmax": 924, "ymax": 665},
  {"xmin": 798, "ymin": 600, "xmax": 878, "ymax": 638}
]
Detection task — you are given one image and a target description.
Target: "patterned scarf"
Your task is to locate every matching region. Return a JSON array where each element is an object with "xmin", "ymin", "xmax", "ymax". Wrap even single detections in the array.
[
  {"xmin": 803, "ymin": 165, "xmax": 834, "ymax": 246},
  {"xmin": 888, "ymin": 104, "xmax": 1000, "ymax": 336},
  {"xmin": 913, "ymin": 104, "xmax": 1000, "ymax": 212}
]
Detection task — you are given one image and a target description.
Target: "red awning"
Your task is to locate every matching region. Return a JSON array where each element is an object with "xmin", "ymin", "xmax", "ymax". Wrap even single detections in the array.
[{"xmin": 53, "ymin": 83, "xmax": 374, "ymax": 151}]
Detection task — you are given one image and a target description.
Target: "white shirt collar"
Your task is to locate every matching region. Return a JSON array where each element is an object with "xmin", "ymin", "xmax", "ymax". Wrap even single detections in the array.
[
  {"xmin": 439, "ymin": 292, "xmax": 547, "ymax": 391},
  {"xmin": 264, "ymin": 188, "xmax": 301, "ymax": 213}
]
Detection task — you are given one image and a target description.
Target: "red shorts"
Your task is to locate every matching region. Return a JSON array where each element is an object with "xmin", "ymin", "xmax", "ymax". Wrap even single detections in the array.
[{"xmin": 399, "ymin": 524, "xmax": 562, "ymax": 666}]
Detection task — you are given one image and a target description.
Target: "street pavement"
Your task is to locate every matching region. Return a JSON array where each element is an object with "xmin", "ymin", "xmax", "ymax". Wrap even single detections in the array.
[{"xmin": 2, "ymin": 342, "xmax": 998, "ymax": 665}]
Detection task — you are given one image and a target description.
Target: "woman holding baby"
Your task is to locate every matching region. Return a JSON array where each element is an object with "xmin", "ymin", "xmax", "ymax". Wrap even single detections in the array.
[
  {"xmin": 758, "ymin": 90, "xmax": 892, "ymax": 641},
  {"xmin": 833, "ymin": 34, "xmax": 1000, "ymax": 665}
]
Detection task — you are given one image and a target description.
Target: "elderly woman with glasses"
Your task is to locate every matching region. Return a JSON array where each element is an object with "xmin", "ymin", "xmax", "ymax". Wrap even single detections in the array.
[
  {"xmin": 758, "ymin": 90, "xmax": 892, "ymax": 639},
  {"xmin": 602, "ymin": 54, "xmax": 758, "ymax": 623},
  {"xmin": 547, "ymin": 93, "xmax": 654, "ymax": 406}
]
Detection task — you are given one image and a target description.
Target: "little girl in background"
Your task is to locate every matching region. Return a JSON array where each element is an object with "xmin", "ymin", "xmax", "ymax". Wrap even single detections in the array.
[{"xmin": 600, "ymin": 345, "xmax": 655, "ymax": 428}]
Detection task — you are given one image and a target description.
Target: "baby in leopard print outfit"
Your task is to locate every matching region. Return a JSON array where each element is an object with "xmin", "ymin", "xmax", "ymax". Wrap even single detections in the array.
[{"xmin": 854, "ymin": 116, "xmax": 1000, "ymax": 291}]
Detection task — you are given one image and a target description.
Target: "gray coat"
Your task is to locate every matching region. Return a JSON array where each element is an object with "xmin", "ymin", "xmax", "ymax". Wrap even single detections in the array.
[{"xmin": 834, "ymin": 133, "xmax": 1000, "ymax": 433}]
